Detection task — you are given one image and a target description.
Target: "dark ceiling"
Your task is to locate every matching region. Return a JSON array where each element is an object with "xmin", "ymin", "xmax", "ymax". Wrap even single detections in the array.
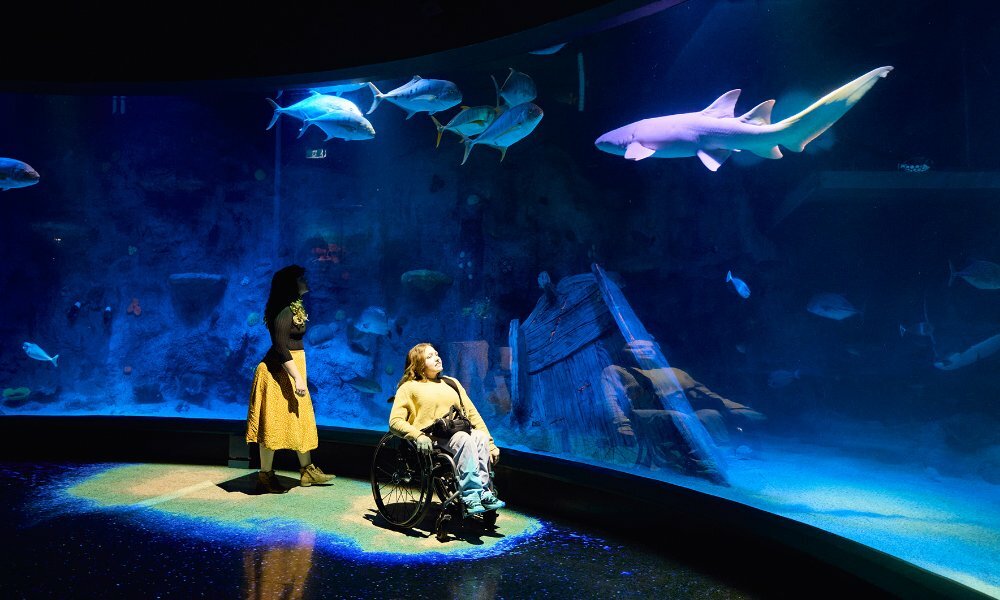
[{"xmin": 3, "ymin": 0, "xmax": 685, "ymax": 94}]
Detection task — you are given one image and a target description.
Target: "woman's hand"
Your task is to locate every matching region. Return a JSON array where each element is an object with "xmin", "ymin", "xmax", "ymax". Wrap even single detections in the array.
[
  {"xmin": 294, "ymin": 377, "xmax": 307, "ymax": 397},
  {"xmin": 490, "ymin": 447, "xmax": 500, "ymax": 465},
  {"xmin": 415, "ymin": 434, "xmax": 433, "ymax": 455}
]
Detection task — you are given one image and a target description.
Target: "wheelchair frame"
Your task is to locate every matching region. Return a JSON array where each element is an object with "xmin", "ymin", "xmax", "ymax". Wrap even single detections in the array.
[{"xmin": 370, "ymin": 431, "xmax": 499, "ymax": 541}]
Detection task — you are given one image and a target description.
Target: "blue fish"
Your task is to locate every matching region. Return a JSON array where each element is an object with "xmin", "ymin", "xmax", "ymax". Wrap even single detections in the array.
[
  {"xmin": 266, "ymin": 92, "xmax": 360, "ymax": 130},
  {"xmin": 461, "ymin": 102, "xmax": 544, "ymax": 165},
  {"xmin": 948, "ymin": 259, "xmax": 1000, "ymax": 290},
  {"xmin": 429, "ymin": 105, "xmax": 499, "ymax": 148},
  {"xmin": 296, "ymin": 97, "xmax": 375, "ymax": 141},
  {"xmin": 367, "ymin": 76, "xmax": 463, "ymax": 119},
  {"xmin": 23, "ymin": 342, "xmax": 58, "ymax": 367},
  {"xmin": 0, "ymin": 158, "xmax": 40, "ymax": 191},
  {"xmin": 807, "ymin": 293, "xmax": 863, "ymax": 320},
  {"xmin": 492, "ymin": 68, "xmax": 537, "ymax": 108},
  {"xmin": 726, "ymin": 271, "xmax": 751, "ymax": 299}
]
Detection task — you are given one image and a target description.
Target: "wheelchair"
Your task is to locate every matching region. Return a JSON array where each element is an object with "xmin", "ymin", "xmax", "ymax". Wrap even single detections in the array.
[{"xmin": 370, "ymin": 431, "xmax": 499, "ymax": 541}]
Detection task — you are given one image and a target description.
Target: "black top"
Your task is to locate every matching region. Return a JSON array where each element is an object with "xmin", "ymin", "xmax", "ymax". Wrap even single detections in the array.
[{"xmin": 263, "ymin": 306, "xmax": 305, "ymax": 365}]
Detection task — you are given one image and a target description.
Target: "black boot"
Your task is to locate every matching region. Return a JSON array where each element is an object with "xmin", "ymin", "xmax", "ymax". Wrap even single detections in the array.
[{"xmin": 256, "ymin": 470, "xmax": 287, "ymax": 494}]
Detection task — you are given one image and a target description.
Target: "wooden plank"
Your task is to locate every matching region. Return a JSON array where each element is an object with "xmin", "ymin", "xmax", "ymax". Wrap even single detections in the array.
[
  {"xmin": 592, "ymin": 262, "xmax": 729, "ymax": 484},
  {"xmin": 508, "ymin": 318, "xmax": 531, "ymax": 427},
  {"xmin": 525, "ymin": 343, "xmax": 615, "ymax": 456},
  {"xmin": 520, "ymin": 273, "xmax": 615, "ymax": 373}
]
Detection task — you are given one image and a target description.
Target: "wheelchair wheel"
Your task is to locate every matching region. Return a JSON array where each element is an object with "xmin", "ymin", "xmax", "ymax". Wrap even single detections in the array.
[{"xmin": 371, "ymin": 432, "xmax": 432, "ymax": 528}]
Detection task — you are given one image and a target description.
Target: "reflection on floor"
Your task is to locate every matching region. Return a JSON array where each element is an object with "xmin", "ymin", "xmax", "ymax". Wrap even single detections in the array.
[{"xmin": 2, "ymin": 462, "xmax": 758, "ymax": 599}]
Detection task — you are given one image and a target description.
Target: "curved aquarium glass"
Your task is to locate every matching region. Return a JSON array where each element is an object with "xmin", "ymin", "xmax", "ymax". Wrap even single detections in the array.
[{"xmin": 1, "ymin": 1, "xmax": 997, "ymax": 596}]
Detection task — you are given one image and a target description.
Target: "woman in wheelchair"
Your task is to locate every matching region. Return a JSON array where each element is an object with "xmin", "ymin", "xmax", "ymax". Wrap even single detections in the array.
[{"xmin": 388, "ymin": 342, "xmax": 505, "ymax": 515}]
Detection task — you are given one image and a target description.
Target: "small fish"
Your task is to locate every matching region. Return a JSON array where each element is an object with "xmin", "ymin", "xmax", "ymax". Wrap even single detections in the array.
[
  {"xmin": 367, "ymin": 76, "xmax": 463, "ymax": 119},
  {"xmin": 23, "ymin": 342, "xmax": 58, "ymax": 367},
  {"xmin": 806, "ymin": 293, "xmax": 863, "ymax": 321},
  {"xmin": 529, "ymin": 43, "xmax": 567, "ymax": 55},
  {"xmin": 948, "ymin": 259, "xmax": 1000, "ymax": 290},
  {"xmin": 461, "ymin": 102, "xmax": 544, "ymax": 165},
  {"xmin": 429, "ymin": 105, "xmax": 499, "ymax": 148},
  {"xmin": 726, "ymin": 270, "xmax": 751, "ymax": 299},
  {"xmin": 899, "ymin": 296, "xmax": 935, "ymax": 345},
  {"xmin": 338, "ymin": 374, "xmax": 382, "ymax": 394},
  {"xmin": 492, "ymin": 68, "xmax": 537, "ymax": 108},
  {"xmin": 897, "ymin": 157, "xmax": 932, "ymax": 173},
  {"xmin": 0, "ymin": 157, "xmax": 40, "ymax": 191},
  {"xmin": 768, "ymin": 369, "xmax": 800, "ymax": 388},
  {"xmin": 2, "ymin": 387, "xmax": 31, "ymax": 402},
  {"xmin": 400, "ymin": 269, "xmax": 453, "ymax": 292},
  {"xmin": 266, "ymin": 92, "xmax": 358, "ymax": 130},
  {"xmin": 353, "ymin": 306, "xmax": 394, "ymax": 336}
]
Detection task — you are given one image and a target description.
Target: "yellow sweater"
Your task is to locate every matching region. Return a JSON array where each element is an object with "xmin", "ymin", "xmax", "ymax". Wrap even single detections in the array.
[{"xmin": 389, "ymin": 377, "xmax": 496, "ymax": 453}]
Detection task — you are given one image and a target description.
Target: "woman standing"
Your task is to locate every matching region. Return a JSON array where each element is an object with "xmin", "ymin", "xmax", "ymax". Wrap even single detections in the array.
[
  {"xmin": 389, "ymin": 342, "xmax": 504, "ymax": 514},
  {"xmin": 246, "ymin": 264, "xmax": 334, "ymax": 493}
]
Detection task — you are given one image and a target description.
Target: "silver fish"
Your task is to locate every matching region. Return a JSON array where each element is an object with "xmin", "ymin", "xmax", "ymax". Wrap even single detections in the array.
[
  {"xmin": 297, "ymin": 97, "xmax": 375, "ymax": 141},
  {"xmin": 366, "ymin": 76, "xmax": 462, "ymax": 119},
  {"xmin": 429, "ymin": 105, "xmax": 499, "ymax": 148},
  {"xmin": 948, "ymin": 259, "xmax": 1000, "ymax": 290},
  {"xmin": 0, "ymin": 158, "xmax": 40, "ymax": 191},
  {"xmin": 266, "ymin": 92, "xmax": 358, "ymax": 130},
  {"xmin": 806, "ymin": 293, "xmax": 863, "ymax": 321},
  {"xmin": 492, "ymin": 68, "xmax": 537, "ymax": 107},
  {"xmin": 353, "ymin": 306, "xmax": 393, "ymax": 336},
  {"xmin": 461, "ymin": 102, "xmax": 544, "ymax": 165},
  {"xmin": 22, "ymin": 342, "xmax": 58, "ymax": 367},
  {"xmin": 300, "ymin": 112, "xmax": 376, "ymax": 141}
]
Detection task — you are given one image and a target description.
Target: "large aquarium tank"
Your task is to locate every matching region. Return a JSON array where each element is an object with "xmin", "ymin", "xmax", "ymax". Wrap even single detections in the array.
[{"xmin": 2, "ymin": 1, "xmax": 998, "ymax": 595}]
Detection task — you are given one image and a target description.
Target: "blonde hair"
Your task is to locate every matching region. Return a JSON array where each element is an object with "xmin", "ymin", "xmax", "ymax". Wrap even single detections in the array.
[{"xmin": 397, "ymin": 342, "xmax": 434, "ymax": 389}]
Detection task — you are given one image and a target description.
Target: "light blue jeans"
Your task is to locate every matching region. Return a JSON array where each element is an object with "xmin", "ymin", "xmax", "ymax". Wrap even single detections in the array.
[{"xmin": 439, "ymin": 429, "xmax": 491, "ymax": 504}]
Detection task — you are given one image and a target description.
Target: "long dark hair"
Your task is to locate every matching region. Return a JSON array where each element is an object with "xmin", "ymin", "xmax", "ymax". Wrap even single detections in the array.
[{"xmin": 264, "ymin": 264, "xmax": 305, "ymax": 328}]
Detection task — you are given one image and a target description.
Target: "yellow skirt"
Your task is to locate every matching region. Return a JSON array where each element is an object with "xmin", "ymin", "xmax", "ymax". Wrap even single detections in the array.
[{"xmin": 245, "ymin": 350, "xmax": 319, "ymax": 452}]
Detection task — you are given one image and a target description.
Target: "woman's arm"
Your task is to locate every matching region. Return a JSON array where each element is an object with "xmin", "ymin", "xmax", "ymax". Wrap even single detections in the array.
[
  {"xmin": 388, "ymin": 385, "xmax": 424, "ymax": 441},
  {"xmin": 273, "ymin": 308, "xmax": 306, "ymax": 394}
]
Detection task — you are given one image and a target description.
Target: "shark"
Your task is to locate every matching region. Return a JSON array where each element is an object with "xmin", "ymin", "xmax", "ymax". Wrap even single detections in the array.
[
  {"xmin": 933, "ymin": 332, "xmax": 1000, "ymax": 371},
  {"xmin": 594, "ymin": 66, "xmax": 893, "ymax": 171}
]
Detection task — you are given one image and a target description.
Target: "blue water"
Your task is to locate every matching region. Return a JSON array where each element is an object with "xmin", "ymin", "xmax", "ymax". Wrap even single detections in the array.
[{"xmin": 0, "ymin": 1, "xmax": 997, "ymax": 595}]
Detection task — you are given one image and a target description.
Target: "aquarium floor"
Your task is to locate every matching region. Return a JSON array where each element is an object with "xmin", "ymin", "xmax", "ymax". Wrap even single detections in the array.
[
  {"xmin": 2, "ymin": 452, "xmax": 995, "ymax": 599},
  {"xmin": 0, "ymin": 461, "xmax": 791, "ymax": 600}
]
